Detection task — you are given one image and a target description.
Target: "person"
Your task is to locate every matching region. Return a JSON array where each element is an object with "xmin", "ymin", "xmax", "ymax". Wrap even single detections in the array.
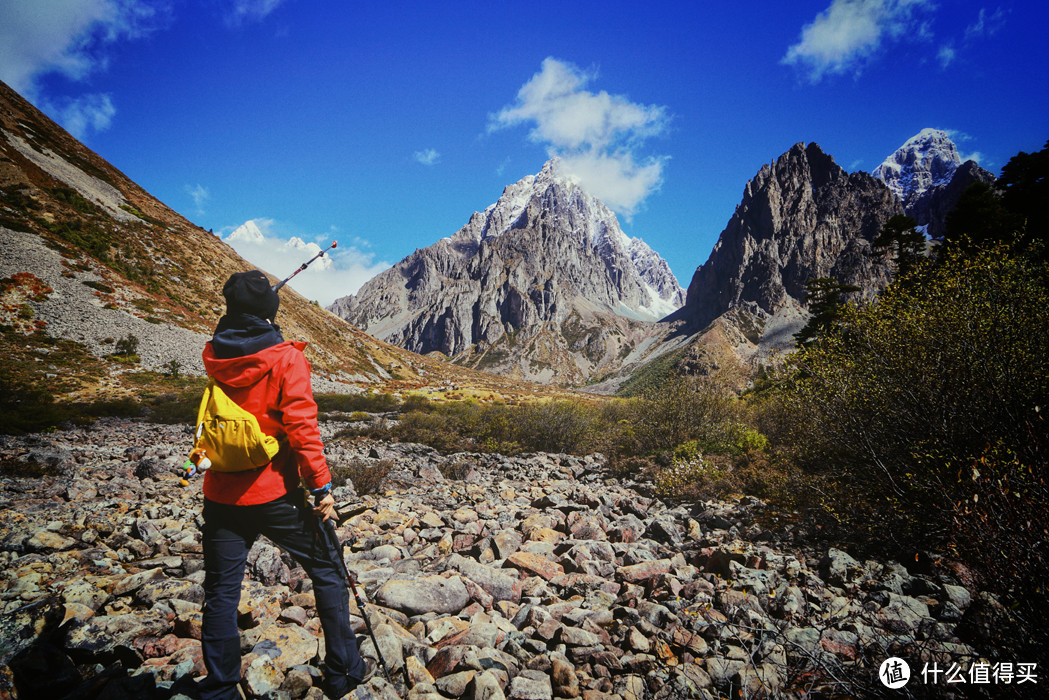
[{"xmin": 198, "ymin": 270, "xmax": 367, "ymax": 699}]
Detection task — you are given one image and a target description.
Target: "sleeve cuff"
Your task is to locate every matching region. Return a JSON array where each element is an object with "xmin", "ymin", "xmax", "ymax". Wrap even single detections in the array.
[{"xmin": 310, "ymin": 482, "xmax": 332, "ymax": 497}]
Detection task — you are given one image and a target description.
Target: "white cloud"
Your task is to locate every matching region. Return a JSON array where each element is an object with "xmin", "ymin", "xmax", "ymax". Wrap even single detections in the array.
[
  {"xmin": 937, "ymin": 43, "xmax": 956, "ymax": 69},
  {"xmin": 185, "ymin": 183, "xmax": 210, "ymax": 215},
  {"xmin": 489, "ymin": 57, "xmax": 670, "ymax": 218},
  {"xmin": 782, "ymin": 0, "xmax": 934, "ymax": 82},
  {"xmin": 941, "ymin": 130, "xmax": 981, "ymax": 164},
  {"xmin": 49, "ymin": 93, "xmax": 117, "ymax": 140},
  {"xmin": 223, "ymin": 219, "xmax": 389, "ymax": 306},
  {"xmin": 414, "ymin": 148, "xmax": 441, "ymax": 166},
  {"xmin": 0, "ymin": 0, "xmax": 163, "ymax": 94},
  {"xmin": 0, "ymin": 0, "xmax": 164, "ymax": 137},
  {"xmin": 495, "ymin": 156, "xmax": 512, "ymax": 177},
  {"xmin": 558, "ymin": 151, "xmax": 667, "ymax": 217}
]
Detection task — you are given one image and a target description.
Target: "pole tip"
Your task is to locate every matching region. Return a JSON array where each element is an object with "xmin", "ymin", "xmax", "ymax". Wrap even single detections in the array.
[{"xmin": 331, "ymin": 241, "xmax": 338, "ymax": 248}]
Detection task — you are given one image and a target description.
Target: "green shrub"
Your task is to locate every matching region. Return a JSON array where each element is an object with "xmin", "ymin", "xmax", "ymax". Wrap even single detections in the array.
[
  {"xmin": 394, "ymin": 409, "xmax": 472, "ymax": 453},
  {"xmin": 399, "ymin": 394, "xmax": 433, "ymax": 413},
  {"xmin": 82, "ymin": 280, "xmax": 114, "ymax": 294},
  {"xmin": 654, "ymin": 457, "xmax": 719, "ymax": 499},
  {"xmin": 316, "ymin": 392, "xmax": 398, "ymax": 415},
  {"xmin": 952, "ymin": 432, "xmax": 1049, "ymax": 659},
  {"xmin": 114, "ymin": 334, "xmax": 139, "ymax": 356},
  {"xmin": 331, "ymin": 459, "xmax": 393, "ymax": 496},
  {"xmin": 777, "ymin": 246, "xmax": 1049, "ymax": 550},
  {"xmin": 631, "ymin": 374, "xmax": 740, "ymax": 455},
  {"xmin": 672, "ymin": 440, "xmax": 701, "ymax": 462},
  {"xmin": 513, "ymin": 400, "xmax": 599, "ymax": 454}
]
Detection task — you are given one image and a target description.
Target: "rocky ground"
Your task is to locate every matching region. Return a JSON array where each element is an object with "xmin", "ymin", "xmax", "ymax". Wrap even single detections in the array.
[{"xmin": 0, "ymin": 418, "xmax": 1003, "ymax": 699}]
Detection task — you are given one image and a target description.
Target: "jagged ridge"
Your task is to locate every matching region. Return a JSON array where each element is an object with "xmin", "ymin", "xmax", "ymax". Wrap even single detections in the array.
[
  {"xmin": 676, "ymin": 142, "xmax": 898, "ymax": 339},
  {"xmin": 330, "ymin": 160, "xmax": 684, "ymax": 385}
]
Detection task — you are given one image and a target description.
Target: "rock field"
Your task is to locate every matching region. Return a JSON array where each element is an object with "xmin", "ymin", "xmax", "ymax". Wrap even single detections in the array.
[{"xmin": 0, "ymin": 417, "xmax": 996, "ymax": 699}]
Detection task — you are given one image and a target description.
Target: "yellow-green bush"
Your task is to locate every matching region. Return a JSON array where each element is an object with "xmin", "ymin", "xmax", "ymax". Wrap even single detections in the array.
[
  {"xmin": 769, "ymin": 245, "xmax": 1049, "ymax": 660},
  {"xmin": 778, "ymin": 246, "xmax": 1049, "ymax": 546},
  {"xmin": 654, "ymin": 457, "xmax": 720, "ymax": 500},
  {"xmin": 331, "ymin": 459, "xmax": 392, "ymax": 496}
]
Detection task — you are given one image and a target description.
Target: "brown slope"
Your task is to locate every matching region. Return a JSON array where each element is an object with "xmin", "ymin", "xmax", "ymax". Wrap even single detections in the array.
[{"xmin": 0, "ymin": 80, "xmax": 556, "ymax": 400}]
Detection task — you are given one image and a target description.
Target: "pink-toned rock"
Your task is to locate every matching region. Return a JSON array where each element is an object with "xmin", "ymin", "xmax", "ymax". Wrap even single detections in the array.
[
  {"xmin": 615, "ymin": 559, "xmax": 672, "ymax": 584},
  {"xmin": 504, "ymin": 552, "xmax": 565, "ymax": 581}
]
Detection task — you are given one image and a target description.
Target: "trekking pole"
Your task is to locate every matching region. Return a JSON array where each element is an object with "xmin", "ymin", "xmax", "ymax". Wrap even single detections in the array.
[
  {"xmin": 272, "ymin": 241, "xmax": 337, "ymax": 292},
  {"xmin": 318, "ymin": 516, "xmax": 407, "ymax": 688}
]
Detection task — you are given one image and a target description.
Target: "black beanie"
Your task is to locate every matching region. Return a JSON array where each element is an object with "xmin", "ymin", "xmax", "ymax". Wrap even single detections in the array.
[{"xmin": 222, "ymin": 270, "xmax": 280, "ymax": 320}]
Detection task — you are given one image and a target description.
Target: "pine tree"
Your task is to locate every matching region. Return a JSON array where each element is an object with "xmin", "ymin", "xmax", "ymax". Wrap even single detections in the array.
[
  {"xmin": 944, "ymin": 182, "xmax": 1021, "ymax": 253},
  {"xmin": 794, "ymin": 278, "xmax": 860, "ymax": 347},
  {"xmin": 874, "ymin": 214, "xmax": 926, "ymax": 280}
]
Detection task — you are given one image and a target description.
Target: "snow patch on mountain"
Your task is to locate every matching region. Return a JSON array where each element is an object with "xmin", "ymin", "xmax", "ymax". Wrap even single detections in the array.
[
  {"xmin": 873, "ymin": 128, "xmax": 963, "ymax": 207},
  {"xmin": 468, "ymin": 159, "xmax": 682, "ymax": 316}
]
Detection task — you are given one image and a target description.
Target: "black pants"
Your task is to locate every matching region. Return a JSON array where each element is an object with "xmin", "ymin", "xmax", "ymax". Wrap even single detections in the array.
[{"xmin": 199, "ymin": 490, "xmax": 365, "ymax": 699}]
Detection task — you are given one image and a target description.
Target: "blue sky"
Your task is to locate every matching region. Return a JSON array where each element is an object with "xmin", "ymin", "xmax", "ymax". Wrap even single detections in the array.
[{"xmin": 2, "ymin": 1, "xmax": 1047, "ymax": 306}]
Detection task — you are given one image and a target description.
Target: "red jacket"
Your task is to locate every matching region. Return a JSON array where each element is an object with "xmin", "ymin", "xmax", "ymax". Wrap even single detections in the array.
[{"xmin": 200, "ymin": 340, "xmax": 330, "ymax": 505}]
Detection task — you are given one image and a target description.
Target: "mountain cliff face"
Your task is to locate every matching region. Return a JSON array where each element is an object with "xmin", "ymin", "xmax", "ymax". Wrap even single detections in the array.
[
  {"xmin": 674, "ymin": 143, "xmax": 899, "ymax": 342},
  {"xmin": 330, "ymin": 160, "xmax": 684, "ymax": 385},
  {"xmin": 873, "ymin": 128, "xmax": 996, "ymax": 239}
]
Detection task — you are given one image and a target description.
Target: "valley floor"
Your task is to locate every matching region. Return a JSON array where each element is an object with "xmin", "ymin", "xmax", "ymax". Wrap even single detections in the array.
[{"xmin": 0, "ymin": 418, "xmax": 1012, "ymax": 699}]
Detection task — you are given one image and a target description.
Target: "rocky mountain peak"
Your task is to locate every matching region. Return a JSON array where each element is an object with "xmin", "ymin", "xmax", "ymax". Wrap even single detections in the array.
[
  {"xmin": 329, "ymin": 159, "xmax": 684, "ymax": 384},
  {"xmin": 873, "ymin": 128, "xmax": 962, "ymax": 208},
  {"xmin": 873, "ymin": 129, "xmax": 996, "ymax": 238},
  {"xmin": 674, "ymin": 142, "xmax": 898, "ymax": 348}
]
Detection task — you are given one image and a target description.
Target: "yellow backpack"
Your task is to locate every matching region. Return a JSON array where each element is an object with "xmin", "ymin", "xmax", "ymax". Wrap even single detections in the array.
[{"xmin": 193, "ymin": 379, "xmax": 282, "ymax": 472}]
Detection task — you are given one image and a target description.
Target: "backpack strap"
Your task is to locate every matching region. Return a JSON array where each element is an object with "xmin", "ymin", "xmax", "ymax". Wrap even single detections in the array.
[{"xmin": 194, "ymin": 378, "xmax": 216, "ymax": 443}]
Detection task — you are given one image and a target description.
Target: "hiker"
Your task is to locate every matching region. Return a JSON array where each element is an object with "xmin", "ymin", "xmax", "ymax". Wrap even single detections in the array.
[{"xmin": 197, "ymin": 270, "xmax": 367, "ymax": 700}]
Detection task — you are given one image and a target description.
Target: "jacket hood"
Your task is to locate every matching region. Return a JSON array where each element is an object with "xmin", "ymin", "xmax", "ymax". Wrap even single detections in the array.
[{"xmin": 203, "ymin": 340, "xmax": 307, "ymax": 387}]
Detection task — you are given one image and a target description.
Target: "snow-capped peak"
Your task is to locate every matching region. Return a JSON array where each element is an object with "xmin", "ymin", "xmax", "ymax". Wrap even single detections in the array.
[
  {"xmin": 454, "ymin": 158, "xmax": 683, "ymax": 318},
  {"xmin": 873, "ymin": 128, "xmax": 963, "ymax": 206},
  {"xmin": 227, "ymin": 219, "xmax": 266, "ymax": 243}
]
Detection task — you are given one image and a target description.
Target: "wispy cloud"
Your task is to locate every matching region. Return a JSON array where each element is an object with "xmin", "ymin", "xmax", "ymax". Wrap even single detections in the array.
[
  {"xmin": 225, "ymin": 0, "xmax": 288, "ymax": 27},
  {"xmin": 489, "ymin": 57, "xmax": 670, "ymax": 219},
  {"xmin": 495, "ymin": 156, "xmax": 512, "ymax": 177},
  {"xmin": 782, "ymin": 0, "xmax": 935, "ymax": 82},
  {"xmin": 0, "ymin": 0, "xmax": 166, "ymax": 138},
  {"xmin": 942, "ymin": 129, "xmax": 982, "ymax": 164},
  {"xmin": 185, "ymin": 184, "xmax": 210, "ymax": 216},
  {"xmin": 965, "ymin": 7, "xmax": 1005, "ymax": 39},
  {"xmin": 414, "ymin": 148, "xmax": 441, "ymax": 166},
  {"xmin": 223, "ymin": 219, "xmax": 389, "ymax": 305},
  {"xmin": 937, "ymin": 44, "xmax": 956, "ymax": 69},
  {"xmin": 51, "ymin": 93, "xmax": 117, "ymax": 140}
]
